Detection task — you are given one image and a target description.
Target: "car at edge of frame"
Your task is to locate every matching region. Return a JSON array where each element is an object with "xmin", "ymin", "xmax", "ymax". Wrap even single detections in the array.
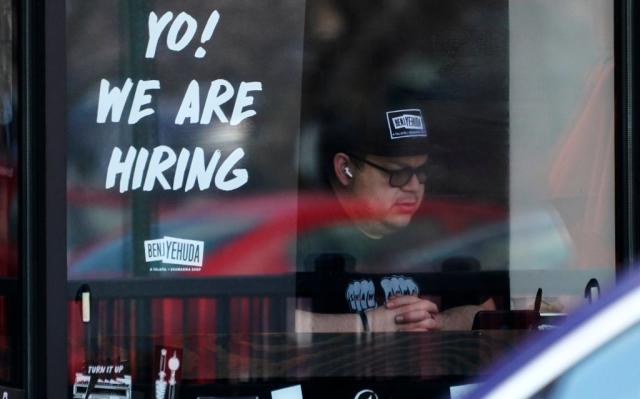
[{"xmin": 462, "ymin": 266, "xmax": 640, "ymax": 399}]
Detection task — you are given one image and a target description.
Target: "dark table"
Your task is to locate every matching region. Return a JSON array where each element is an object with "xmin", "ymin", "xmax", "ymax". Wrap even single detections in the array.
[
  {"xmin": 74, "ymin": 331, "xmax": 532, "ymax": 398},
  {"xmin": 197, "ymin": 331, "xmax": 526, "ymax": 380}
]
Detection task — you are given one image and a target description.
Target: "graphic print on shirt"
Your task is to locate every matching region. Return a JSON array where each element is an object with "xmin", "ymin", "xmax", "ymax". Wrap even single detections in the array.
[
  {"xmin": 344, "ymin": 275, "xmax": 420, "ymax": 312},
  {"xmin": 380, "ymin": 275, "xmax": 419, "ymax": 301},
  {"xmin": 345, "ymin": 279, "xmax": 377, "ymax": 312}
]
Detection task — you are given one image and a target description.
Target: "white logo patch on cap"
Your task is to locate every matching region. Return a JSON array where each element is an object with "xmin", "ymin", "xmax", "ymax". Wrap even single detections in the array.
[{"xmin": 386, "ymin": 109, "xmax": 427, "ymax": 139}]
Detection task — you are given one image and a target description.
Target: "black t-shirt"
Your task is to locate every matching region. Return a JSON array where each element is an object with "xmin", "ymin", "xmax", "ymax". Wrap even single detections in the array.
[
  {"xmin": 304, "ymin": 270, "xmax": 422, "ymax": 313},
  {"xmin": 296, "ymin": 219, "xmax": 500, "ymax": 313}
]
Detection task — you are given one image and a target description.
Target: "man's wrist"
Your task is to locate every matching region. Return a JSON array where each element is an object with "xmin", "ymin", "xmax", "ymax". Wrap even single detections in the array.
[{"xmin": 434, "ymin": 309, "xmax": 452, "ymax": 330}]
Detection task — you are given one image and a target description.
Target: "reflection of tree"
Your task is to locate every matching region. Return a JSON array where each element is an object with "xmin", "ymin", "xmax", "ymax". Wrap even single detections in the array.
[
  {"xmin": 301, "ymin": 1, "xmax": 509, "ymax": 202},
  {"xmin": 305, "ymin": 1, "xmax": 451, "ymax": 110}
]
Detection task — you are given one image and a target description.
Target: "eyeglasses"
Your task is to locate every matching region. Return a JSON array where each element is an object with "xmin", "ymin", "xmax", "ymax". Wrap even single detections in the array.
[{"xmin": 348, "ymin": 153, "xmax": 428, "ymax": 188}]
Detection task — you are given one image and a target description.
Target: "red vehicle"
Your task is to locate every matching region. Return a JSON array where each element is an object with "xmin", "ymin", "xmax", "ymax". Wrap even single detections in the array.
[
  {"xmin": 66, "ymin": 190, "xmax": 508, "ymax": 382},
  {"xmin": 68, "ymin": 191, "xmax": 506, "ymax": 279}
]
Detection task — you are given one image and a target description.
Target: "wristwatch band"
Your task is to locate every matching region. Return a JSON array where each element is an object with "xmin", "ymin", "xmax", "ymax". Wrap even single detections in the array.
[{"xmin": 359, "ymin": 310, "xmax": 370, "ymax": 332}]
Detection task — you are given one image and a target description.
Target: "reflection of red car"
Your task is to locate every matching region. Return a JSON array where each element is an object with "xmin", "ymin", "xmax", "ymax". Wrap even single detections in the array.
[
  {"xmin": 0, "ymin": 161, "xmax": 17, "ymax": 278},
  {"xmin": 0, "ymin": 160, "xmax": 18, "ymax": 383},
  {"xmin": 210, "ymin": 193, "xmax": 506, "ymax": 275},
  {"xmin": 68, "ymin": 190, "xmax": 506, "ymax": 278},
  {"xmin": 67, "ymin": 190, "xmax": 506, "ymax": 383}
]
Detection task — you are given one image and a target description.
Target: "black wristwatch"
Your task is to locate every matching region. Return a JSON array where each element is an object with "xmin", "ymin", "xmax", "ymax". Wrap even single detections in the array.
[{"xmin": 359, "ymin": 310, "xmax": 370, "ymax": 332}]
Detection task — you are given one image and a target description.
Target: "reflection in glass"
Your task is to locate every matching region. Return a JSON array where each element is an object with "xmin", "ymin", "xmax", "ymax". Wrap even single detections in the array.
[{"xmin": 64, "ymin": 0, "xmax": 616, "ymax": 392}]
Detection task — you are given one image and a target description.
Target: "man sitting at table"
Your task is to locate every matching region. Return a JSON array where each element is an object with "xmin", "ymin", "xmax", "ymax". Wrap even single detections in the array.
[{"xmin": 295, "ymin": 103, "xmax": 496, "ymax": 332}]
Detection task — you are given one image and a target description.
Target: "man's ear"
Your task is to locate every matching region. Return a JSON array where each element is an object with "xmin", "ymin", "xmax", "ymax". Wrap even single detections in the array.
[{"xmin": 333, "ymin": 153, "xmax": 352, "ymax": 187}]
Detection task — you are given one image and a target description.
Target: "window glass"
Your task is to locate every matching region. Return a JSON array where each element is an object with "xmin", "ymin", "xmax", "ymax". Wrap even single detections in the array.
[
  {"xmin": 65, "ymin": 0, "xmax": 615, "ymax": 396},
  {"xmin": 67, "ymin": 0, "xmax": 304, "ymax": 279},
  {"xmin": 509, "ymin": 0, "xmax": 615, "ymax": 312}
]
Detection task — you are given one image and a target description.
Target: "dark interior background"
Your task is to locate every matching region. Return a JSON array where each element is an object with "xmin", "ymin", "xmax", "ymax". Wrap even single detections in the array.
[{"xmin": 298, "ymin": 0, "xmax": 509, "ymax": 204}]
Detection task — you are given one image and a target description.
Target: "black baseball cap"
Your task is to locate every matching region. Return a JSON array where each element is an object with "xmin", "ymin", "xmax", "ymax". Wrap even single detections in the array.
[{"xmin": 323, "ymin": 103, "xmax": 430, "ymax": 158}]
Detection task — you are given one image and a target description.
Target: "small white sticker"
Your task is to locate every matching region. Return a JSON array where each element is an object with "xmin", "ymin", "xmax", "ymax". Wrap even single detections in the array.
[{"xmin": 144, "ymin": 236, "xmax": 204, "ymax": 271}]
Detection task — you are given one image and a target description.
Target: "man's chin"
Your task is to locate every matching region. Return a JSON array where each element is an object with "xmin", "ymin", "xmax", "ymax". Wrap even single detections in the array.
[{"xmin": 381, "ymin": 214, "xmax": 413, "ymax": 232}]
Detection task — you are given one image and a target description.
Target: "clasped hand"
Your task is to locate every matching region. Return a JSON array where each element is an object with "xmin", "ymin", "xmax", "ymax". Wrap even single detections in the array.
[{"xmin": 366, "ymin": 295, "xmax": 441, "ymax": 332}]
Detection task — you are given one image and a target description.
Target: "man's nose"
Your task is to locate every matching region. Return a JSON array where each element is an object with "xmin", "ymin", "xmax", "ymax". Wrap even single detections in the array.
[{"xmin": 401, "ymin": 173, "xmax": 423, "ymax": 191}]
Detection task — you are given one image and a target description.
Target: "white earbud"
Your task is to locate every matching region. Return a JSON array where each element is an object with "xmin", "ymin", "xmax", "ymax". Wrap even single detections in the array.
[{"xmin": 345, "ymin": 167, "xmax": 353, "ymax": 178}]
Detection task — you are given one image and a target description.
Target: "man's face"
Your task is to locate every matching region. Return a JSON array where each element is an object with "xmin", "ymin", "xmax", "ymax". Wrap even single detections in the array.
[{"xmin": 348, "ymin": 154, "xmax": 427, "ymax": 234}]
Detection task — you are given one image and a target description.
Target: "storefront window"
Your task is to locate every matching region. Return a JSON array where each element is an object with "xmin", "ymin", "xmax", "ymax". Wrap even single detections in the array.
[{"xmin": 66, "ymin": 0, "xmax": 615, "ymax": 397}]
